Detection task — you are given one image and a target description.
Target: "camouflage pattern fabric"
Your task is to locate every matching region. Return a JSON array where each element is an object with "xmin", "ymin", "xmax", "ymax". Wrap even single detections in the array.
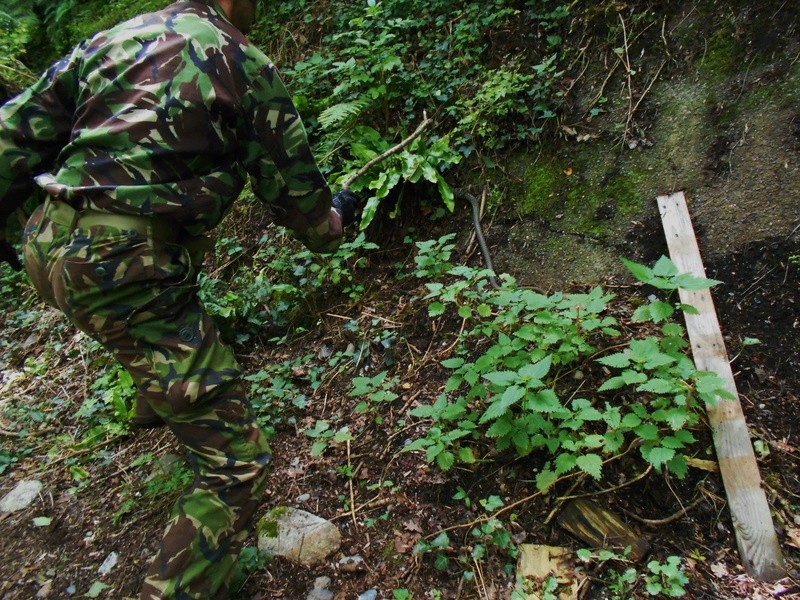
[
  {"xmin": 0, "ymin": 0, "xmax": 344, "ymax": 596},
  {"xmin": 0, "ymin": 0, "xmax": 339, "ymax": 253},
  {"xmin": 23, "ymin": 202, "xmax": 271, "ymax": 599}
]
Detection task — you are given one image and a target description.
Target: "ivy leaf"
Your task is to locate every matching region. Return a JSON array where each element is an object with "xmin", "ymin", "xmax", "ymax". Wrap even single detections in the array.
[{"xmin": 576, "ymin": 453, "xmax": 603, "ymax": 479}]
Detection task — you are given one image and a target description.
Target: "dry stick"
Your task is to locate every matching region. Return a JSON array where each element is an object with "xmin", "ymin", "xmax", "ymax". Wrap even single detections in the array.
[
  {"xmin": 618, "ymin": 13, "xmax": 635, "ymax": 146},
  {"xmin": 347, "ymin": 439, "xmax": 358, "ymax": 528},
  {"xmin": 340, "ymin": 113, "xmax": 432, "ymax": 190}
]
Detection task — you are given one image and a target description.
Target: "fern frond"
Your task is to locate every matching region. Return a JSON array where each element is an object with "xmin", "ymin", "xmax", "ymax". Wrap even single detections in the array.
[{"xmin": 318, "ymin": 97, "xmax": 371, "ymax": 130}]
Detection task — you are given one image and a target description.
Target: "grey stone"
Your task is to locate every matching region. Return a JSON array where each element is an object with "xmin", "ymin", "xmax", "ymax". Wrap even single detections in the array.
[
  {"xmin": 257, "ymin": 507, "xmax": 341, "ymax": 566},
  {"xmin": 307, "ymin": 591, "xmax": 334, "ymax": 600},
  {"xmin": 358, "ymin": 590, "xmax": 378, "ymax": 600},
  {"xmin": 313, "ymin": 576, "xmax": 331, "ymax": 590},
  {"xmin": 0, "ymin": 479, "xmax": 43, "ymax": 512}
]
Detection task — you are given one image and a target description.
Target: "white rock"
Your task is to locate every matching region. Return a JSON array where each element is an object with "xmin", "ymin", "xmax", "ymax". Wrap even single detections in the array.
[
  {"xmin": 257, "ymin": 507, "xmax": 341, "ymax": 565},
  {"xmin": 97, "ymin": 551, "xmax": 118, "ymax": 575},
  {"xmin": 0, "ymin": 479, "xmax": 43, "ymax": 512}
]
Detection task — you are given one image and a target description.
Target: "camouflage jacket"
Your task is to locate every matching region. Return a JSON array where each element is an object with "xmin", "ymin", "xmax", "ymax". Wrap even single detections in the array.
[{"xmin": 0, "ymin": 0, "xmax": 338, "ymax": 251}]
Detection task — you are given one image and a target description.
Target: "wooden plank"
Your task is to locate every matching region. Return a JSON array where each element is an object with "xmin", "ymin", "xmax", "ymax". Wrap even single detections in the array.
[
  {"xmin": 557, "ymin": 498, "xmax": 650, "ymax": 562},
  {"xmin": 657, "ymin": 191, "xmax": 785, "ymax": 581},
  {"xmin": 516, "ymin": 545, "xmax": 581, "ymax": 600}
]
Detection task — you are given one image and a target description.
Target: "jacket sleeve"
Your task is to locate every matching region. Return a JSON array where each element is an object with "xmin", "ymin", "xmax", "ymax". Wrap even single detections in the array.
[
  {"xmin": 0, "ymin": 46, "xmax": 81, "ymax": 231},
  {"xmin": 238, "ymin": 62, "xmax": 341, "ymax": 253}
]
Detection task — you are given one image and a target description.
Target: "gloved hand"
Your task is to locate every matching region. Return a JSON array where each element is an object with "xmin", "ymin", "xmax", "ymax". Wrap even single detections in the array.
[
  {"xmin": 331, "ymin": 189, "xmax": 359, "ymax": 227},
  {"xmin": 0, "ymin": 239, "xmax": 22, "ymax": 271}
]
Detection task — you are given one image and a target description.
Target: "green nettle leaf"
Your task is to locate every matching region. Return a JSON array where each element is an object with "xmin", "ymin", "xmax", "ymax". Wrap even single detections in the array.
[
  {"xmin": 486, "ymin": 418, "xmax": 513, "ymax": 438},
  {"xmin": 649, "ymin": 301, "xmax": 674, "ymax": 322},
  {"xmin": 518, "ymin": 355, "xmax": 552, "ymax": 381},
  {"xmin": 636, "ymin": 377, "xmax": 676, "ymax": 394},
  {"xmin": 436, "ymin": 450, "xmax": 455, "ymax": 470},
  {"xmin": 555, "ymin": 452, "xmax": 577, "ymax": 474},
  {"xmin": 428, "ymin": 301, "xmax": 446, "ymax": 316},
  {"xmin": 621, "ymin": 258, "xmax": 654, "ymax": 283},
  {"xmin": 597, "ymin": 352, "xmax": 630, "ymax": 368},
  {"xmin": 581, "ymin": 434, "xmax": 606, "ymax": 449},
  {"xmin": 634, "ymin": 423, "xmax": 660, "ymax": 441},
  {"xmin": 483, "ymin": 370, "xmax": 518, "ymax": 387},
  {"xmin": 477, "ymin": 303, "xmax": 492, "ymax": 317},
  {"xmin": 598, "ymin": 376, "xmax": 626, "ymax": 392},
  {"xmin": 536, "ymin": 467, "xmax": 558, "ymax": 491},
  {"xmin": 678, "ymin": 303, "xmax": 700, "ymax": 315},
  {"xmin": 479, "ymin": 385, "xmax": 525, "ymax": 423},
  {"xmin": 441, "ymin": 357, "xmax": 465, "ymax": 369},
  {"xmin": 621, "ymin": 413, "xmax": 642, "ymax": 428},
  {"xmin": 311, "ymin": 441, "xmax": 328, "ymax": 456},
  {"xmin": 459, "ymin": 447, "xmax": 477, "ymax": 463},
  {"xmin": 458, "ymin": 305, "xmax": 472, "ymax": 318},
  {"xmin": 576, "ymin": 453, "xmax": 603, "ymax": 479},
  {"xmin": 667, "ymin": 454, "xmax": 689, "ymax": 478},
  {"xmin": 652, "ymin": 256, "xmax": 679, "ymax": 278},
  {"xmin": 632, "ymin": 304, "xmax": 652, "ymax": 322},
  {"xmin": 672, "ymin": 273, "xmax": 722, "ymax": 290},
  {"xmin": 644, "ymin": 446, "xmax": 675, "ymax": 469},
  {"xmin": 621, "ymin": 370, "xmax": 648, "ymax": 386}
]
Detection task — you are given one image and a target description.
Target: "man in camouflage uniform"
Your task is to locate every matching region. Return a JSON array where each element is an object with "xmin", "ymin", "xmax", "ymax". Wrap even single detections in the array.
[{"xmin": 0, "ymin": 0, "xmax": 357, "ymax": 597}]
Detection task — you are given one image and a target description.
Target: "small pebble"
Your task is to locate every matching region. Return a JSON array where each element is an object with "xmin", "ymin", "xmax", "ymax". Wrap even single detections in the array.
[
  {"xmin": 358, "ymin": 590, "xmax": 378, "ymax": 600},
  {"xmin": 313, "ymin": 576, "xmax": 331, "ymax": 590},
  {"xmin": 296, "ymin": 493, "xmax": 311, "ymax": 503}
]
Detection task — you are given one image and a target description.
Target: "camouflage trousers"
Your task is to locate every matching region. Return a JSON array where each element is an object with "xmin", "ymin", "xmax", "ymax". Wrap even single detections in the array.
[{"xmin": 23, "ymin": 200, "xmax": 271, "ymax": 599}]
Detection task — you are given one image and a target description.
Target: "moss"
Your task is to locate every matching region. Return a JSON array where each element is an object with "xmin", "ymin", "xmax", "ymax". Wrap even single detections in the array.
[
  {"xmin": 697, "ymin": 24, "xmax": 742, "ymax": 82},
  {"xmin": 515, "ymin": 158, "xmax": 565, "ymax": 218},
  {"xmin": 511, "ymin": 143, "xmax": 648, "ymax": 239},
  {"xmin": 256, "ymin": 506, "xmax": 289, "ymax": 539}
]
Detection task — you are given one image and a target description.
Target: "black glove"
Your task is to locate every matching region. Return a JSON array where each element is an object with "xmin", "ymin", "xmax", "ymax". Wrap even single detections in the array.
[
  {"xmin": 0, "ymin": 239, "xmax": 22, "ymax": 271},
  {"xmin": 331, "ymin": 190, "xmax": 359, "ymax": 227}
]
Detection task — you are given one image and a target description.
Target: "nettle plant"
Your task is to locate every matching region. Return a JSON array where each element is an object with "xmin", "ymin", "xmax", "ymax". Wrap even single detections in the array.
[{"xmin": 404, "ymin": 237, "xmax": 731, "ymax": 490}]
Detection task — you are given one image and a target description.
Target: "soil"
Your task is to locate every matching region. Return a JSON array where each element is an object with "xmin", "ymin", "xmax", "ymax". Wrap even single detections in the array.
[
  {"xmin": 0, "ymin": 228, "xmax": 798, "ymax": 599},
  {"xmin": 1, "ymin": 1, "xmax": 800, "ymax": 599}
]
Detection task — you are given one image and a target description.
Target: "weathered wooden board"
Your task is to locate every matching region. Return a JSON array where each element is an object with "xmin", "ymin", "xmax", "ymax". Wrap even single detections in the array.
[
  {"xmin": 516, "ymin": 544, "xmax": 580, "ymax": 600},
  {"xmin": 657, "ymin": 191, "xmax": 785, "ymax": 581},
  {"xmin": 557, "ymin": 498, "xmax": 650, "ymax": 562}
]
